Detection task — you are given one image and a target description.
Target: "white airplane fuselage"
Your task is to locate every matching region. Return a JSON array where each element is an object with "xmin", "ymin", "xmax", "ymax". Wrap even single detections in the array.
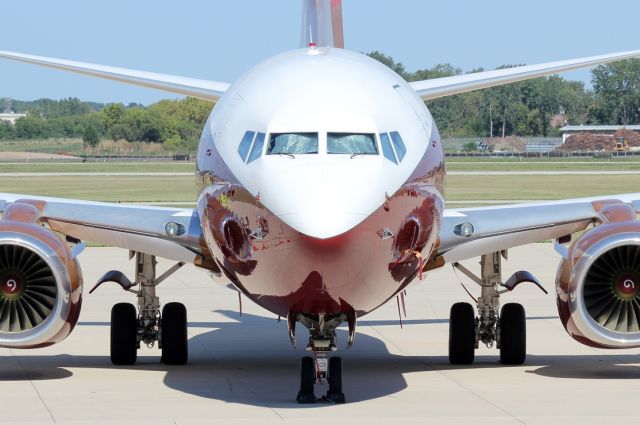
[{"xmin": 195, "ymin": 47, "xmax": 445, "ymax": 318}]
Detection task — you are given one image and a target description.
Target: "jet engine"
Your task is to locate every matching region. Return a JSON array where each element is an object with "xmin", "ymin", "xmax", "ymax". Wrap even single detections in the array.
[
  {"xmin": 0, "ymin": 202, "xmax": 83, "ymax": 348},
  {"xmin": 557, "ymin": 202, "xmax": 640, "ymax": 348}
]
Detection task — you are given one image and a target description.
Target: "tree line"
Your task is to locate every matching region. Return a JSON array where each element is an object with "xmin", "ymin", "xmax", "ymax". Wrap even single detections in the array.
[
  {"xmin": 2, "ymin": 52, "xmax": 640, "ymax": 145},
  {"xmin": 368, "ymin": 52, "xmax": 640, "ymax": 138},
  {"xmin": 0, "ymin": 97, "xmax": 211, "ymax": 150}
]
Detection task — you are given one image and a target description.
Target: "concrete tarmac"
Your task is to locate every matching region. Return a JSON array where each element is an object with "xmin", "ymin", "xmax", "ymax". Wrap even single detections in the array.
[{"xmin": 2, "ymin": 244, "xmax": 640, "ymax": 424}]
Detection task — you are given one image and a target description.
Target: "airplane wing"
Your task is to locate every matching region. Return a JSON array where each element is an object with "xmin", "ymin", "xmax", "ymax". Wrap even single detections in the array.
[
  {"xmin": 410, "ymin": 50, "xmax": 640, "ymax": 100},
  {"xmin": 437, "ymin": 193, "xmax": 640, "ymax": 263},
  {"xmin": 0, "ymin": 193, "xmax": 216, "ymax": 269},
  {"xmin": 0, "ymin": 50, "xmax": 230, "ymax": 102}
]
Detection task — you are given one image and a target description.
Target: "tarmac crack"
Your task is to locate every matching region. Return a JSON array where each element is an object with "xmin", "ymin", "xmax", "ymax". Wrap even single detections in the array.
[{"xmin": 8, "ymin": 349, "xmax": 57, "ymax": 423}]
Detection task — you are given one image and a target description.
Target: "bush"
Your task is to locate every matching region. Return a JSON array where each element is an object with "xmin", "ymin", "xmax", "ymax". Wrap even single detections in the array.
[
  {"xmin": 82, "ymin": 125, "xmax": 100, "ymax": 147},
  {"xmin": 462, "ymin": 141, "xmax": 478, "ymax": 152}
]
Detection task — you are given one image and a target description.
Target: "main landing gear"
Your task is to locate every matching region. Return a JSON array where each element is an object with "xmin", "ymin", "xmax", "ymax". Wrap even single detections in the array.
[
  {"xmin": 292, "ymin": 313, "xmax": 354, "ymax": 404},
  {"xmin": 449, "ymin": 251, "xmax": 546, "ymax": 365},
  {"xmin": 92, "ymin": 252, "xmax": 188, "ymax": 365}
]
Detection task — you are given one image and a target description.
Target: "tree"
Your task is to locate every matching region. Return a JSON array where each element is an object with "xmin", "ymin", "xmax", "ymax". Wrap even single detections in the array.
[
  {"xmin": 462, "ymin": 141, "xmax": 478, "ymax": 152},
  {"xmin": 82, "ymin": 125, "xmax": 100, "ymax": 147},
  {"xmin": 366, "ymin": 51, "xmax": 408, "ymax": 79},
  {"xmin": 0, "ymin": 121, "xmax": 14, "ymax": 139},
  {"xmin": 101, "ymin": 103, "xmax": 126, "ymax": 140},
  {"xmin": 13, "ymin": 115, "xmax": 50, "ymax": 139},
  {"xmin": 592, "ymin": 59, "xmax": 640, "ymax": 125}
]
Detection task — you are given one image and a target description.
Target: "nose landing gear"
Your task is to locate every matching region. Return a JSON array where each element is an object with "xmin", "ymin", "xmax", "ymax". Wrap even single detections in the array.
[
  {"xmin": 294, "ymin": 313, "xmax": 348, "ymax": 404},
  {"xmin": 296, "ymin": 352, "xmax": 345, "ymax": 404}
]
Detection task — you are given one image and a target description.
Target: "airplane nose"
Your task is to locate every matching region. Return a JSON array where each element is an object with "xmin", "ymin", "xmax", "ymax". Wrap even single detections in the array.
[{"xmin": 258, "ymin": 159, "xmax": 381, "ymax": 239}]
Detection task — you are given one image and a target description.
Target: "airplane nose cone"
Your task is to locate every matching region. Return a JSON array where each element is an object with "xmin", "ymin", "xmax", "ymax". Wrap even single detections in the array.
[{"xmin": 259, "ymin": 159, "xmax": 382, "ymax": 239}]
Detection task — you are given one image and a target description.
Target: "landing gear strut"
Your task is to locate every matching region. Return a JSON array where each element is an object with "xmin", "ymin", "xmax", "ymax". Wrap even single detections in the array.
[
  {"xmin": 449, "ymin": 251, "xmax": 545, "ymax": 365},
  {"xmin": 94, "ymin": 252, "xmax": 188, "ymax": 365},
  {"xmin": 294, "ymin": 313, "xmax": 348, "ymax": 404}
]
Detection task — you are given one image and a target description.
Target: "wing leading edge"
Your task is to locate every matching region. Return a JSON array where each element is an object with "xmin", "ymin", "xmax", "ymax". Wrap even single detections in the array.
[
  {"xmin": 0, "ymin": 50, "xmax": 230, "ymax": 102},
  {"xmin": 438, "ymin": 193, "xmax": 640, "ymax": 263},
  {"xmin": 410, "ymin": 49, "xmax": 640, "ymax": 100},
  {"xmin": 0, "ymin": 193, "xmax": 211, "ymax": 267}
]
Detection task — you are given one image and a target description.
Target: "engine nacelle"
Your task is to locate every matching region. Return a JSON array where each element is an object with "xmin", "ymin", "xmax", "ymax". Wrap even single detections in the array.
[
  {"xmin": 0, "ymin": 202, "xmax": 83, "ymax": 348},
  {"xmin": 557, "ymin": 203, "xmax": 640, "ymax": 348}
]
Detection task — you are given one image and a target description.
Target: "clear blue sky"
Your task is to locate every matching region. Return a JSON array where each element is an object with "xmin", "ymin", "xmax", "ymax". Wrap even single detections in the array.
[{"xmin": 1, "ymin": 0, "xmax": 638, "ymax": 105}]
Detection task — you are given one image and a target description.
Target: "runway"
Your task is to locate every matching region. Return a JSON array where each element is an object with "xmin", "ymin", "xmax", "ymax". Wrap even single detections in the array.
[{"xmin": 3, "ymin": 245, "xmax": 640, "ymax": 424}]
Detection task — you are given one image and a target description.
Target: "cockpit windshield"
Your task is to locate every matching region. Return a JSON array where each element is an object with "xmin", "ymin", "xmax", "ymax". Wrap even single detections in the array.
[
  {"xmin": 268, "ymin": 133, "xmax": 318, "ymax": 155},
  {"xmin": 327, "ymin": 133, "xmax": 378, "ymax": 155}
]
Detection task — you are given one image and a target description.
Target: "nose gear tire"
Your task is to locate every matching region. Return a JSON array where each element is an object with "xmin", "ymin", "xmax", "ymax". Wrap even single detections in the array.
[{"xmin": 296, "ymin": 356, "xmax": 316, "ymax": 403}]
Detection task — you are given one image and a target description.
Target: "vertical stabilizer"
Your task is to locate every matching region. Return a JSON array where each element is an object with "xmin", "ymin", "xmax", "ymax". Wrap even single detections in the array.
[{"xmin": 301, "ymin": 0, "xmax": 344, "ymax": 48}]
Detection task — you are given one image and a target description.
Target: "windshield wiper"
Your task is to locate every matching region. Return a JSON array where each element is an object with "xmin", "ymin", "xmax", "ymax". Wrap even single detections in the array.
[
  {"xmin": 350, "ymin": 153, "xmax": 366, "ymax": 159},
  {"xmin": 277, "ymin": 153, "xmax": 295, "ymax": 159}
]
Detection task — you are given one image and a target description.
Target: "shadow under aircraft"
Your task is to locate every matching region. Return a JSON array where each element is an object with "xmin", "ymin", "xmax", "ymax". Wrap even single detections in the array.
[{"xmin": 2, "ymin": 310, "xmax": 640, "ymax": 407}]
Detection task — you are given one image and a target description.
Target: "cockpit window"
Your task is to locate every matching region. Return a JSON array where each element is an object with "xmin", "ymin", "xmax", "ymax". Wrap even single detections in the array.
[
  {"xmin": 247, "ymin": 132, "xmax": 265, "ymax": 163},
  {"xmin": 390, "ymin": 131, "xmax": 407, "ymax": 162},
  {"xmin": 327, "ymin": 133, "xmax": 378, "ymax": 155},
  {"xmin": 379, "ymin": 133, "xmax": 398, "ymax": 164},
  {"xmin": 268, "ymin": 133, "xmax": 318, "ymax": 155},
  {"xmin": 238, "ymin": 131, "xmax": 256, "ymax": 162}
]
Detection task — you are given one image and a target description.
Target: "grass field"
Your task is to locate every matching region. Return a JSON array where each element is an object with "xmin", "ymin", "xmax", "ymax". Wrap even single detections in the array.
[
  {"xmin": 0, "ymin": 162, "xmax": 195, "ymax": 173},
  {"xmin": 446, "ymin": 161, "xmax": 640, "ymax": 171},
  {"xmin": 2, "ymin": 159, "xmax": 640, "ymax": 173},
  {"xmin": 0, "ymin": 176, "xmax": 196, "ymax": 203},
  {"xmin": 1, "ymin": 161, "xmax": 639, "ymax": 210}
]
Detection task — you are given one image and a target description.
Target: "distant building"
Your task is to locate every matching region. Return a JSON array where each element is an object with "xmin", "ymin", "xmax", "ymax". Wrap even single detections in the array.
[
  {"xmin": 559, "ymin": 125, "xmax": 640, "ymax": 143},
  {"xmin": 0, "ymin": 112, "xmax": 26, "ymax": 125}
]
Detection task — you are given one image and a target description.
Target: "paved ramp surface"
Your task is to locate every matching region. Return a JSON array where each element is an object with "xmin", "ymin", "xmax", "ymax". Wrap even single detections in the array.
[{"xmin": 2, "ymin": 245, "xmax": 640, "ymax": 424}]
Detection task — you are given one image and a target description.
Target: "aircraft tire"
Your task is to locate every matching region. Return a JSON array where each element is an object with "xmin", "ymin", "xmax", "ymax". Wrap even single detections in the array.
[
  {"xmin": 161, "ymin": 302, "xmax": 188, "ymax": 365},
  {"xmin": 499, "ymin": 303, "xmax": 526, "ymax": 365},
  {"xmin": 111, "ymin": 302, "xmax": 138, "ymax": 365},
  {"xmin": 449, "ymin": 302, "xmax": 476, "ymax": 364}
]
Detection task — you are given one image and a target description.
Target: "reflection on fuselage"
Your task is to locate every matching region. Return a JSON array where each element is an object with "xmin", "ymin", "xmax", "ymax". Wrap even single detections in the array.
[
  {"xmin": 197, "ymin": 150, "xmax": 445, "ymax": 319},
  {"xmin": 193, "ymin": 47, "xmax": 446, "ymax": 320}
]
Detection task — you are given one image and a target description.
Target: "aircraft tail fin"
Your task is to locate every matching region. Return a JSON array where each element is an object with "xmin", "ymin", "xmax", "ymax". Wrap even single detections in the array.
[{"xmin": 301, "ymin": 0, "xmax": 344, "ymax": 49}]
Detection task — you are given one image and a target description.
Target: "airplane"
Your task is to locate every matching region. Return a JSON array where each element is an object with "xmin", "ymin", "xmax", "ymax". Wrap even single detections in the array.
[{"xmin": 2, "ymin": 0, "xmax": 640, "ymax": 404}]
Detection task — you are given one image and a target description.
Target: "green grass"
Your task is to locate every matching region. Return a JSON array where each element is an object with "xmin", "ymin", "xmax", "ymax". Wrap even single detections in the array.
[
  {"xmin": 0, "ymin": 176, "xmax": 196, "ymax": 203},
  {"xmin": 445, "ymin": 155, "xmax": 640, "ymax": 171},
  {"xmin": 2, "ymin": 162, "xmax": 640, "ymax": 208},
  {"xmin": 0, "ymin": 162, "xmax": 195, "ymax": 173},
  {"xmin": 0, "ymin": 138, "xmax": 84, "ymax": 153},
  {"xmin": 444, "ymin": 156, "xmax": 640, "ymax": 162},
  {"xmin": 446, "ymin": 162, "xmax": 640, "ymax": 171},
  {"xmin": 445, "ymin": 175, "xmax": 640, "ymax": 201}
]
